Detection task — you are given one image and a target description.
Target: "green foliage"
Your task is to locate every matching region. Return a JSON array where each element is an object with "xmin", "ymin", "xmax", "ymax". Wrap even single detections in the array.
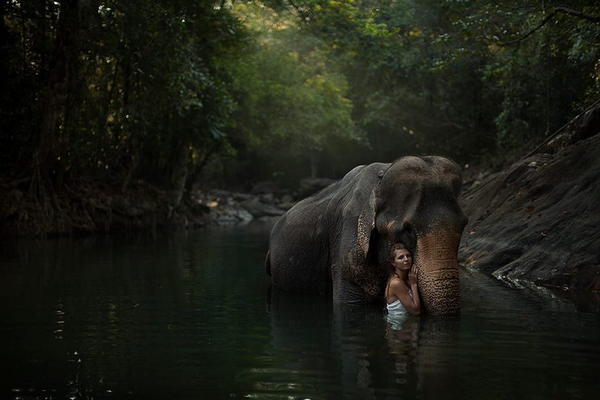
[
  {"xmin": 1, "ymin": 0, "xmax": 599, "ymax": 194},
  {"xmin": 1, "ymin": 0, "xmax": 246, "ymax": 189},
  {"xmin": 226, "ymin": 3, "xmax": 361, "ymax": 184},
  {"xmin": 286, "ymin": 0, "xmax": 600, "ymax": 163}
]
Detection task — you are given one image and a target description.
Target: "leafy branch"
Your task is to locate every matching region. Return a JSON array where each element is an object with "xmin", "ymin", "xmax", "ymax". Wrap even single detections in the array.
[{"xmin": 500, "ymin": 6, "xmax": 600, "ymax": 46}]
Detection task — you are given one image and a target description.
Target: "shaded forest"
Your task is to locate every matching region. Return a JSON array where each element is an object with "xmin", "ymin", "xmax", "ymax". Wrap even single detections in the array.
[{"xmin": 1, "ymin": 0, "xmax": 600, "ymax": 234}]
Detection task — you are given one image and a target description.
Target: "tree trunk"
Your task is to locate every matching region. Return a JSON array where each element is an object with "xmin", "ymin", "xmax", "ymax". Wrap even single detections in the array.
[
  {"xmin": 168, "ymin": 142, "xmax": 190, "ymax": 218},
  {"xmin": 121, "ymin": 136, "xmax": 140, "ymax": 193},
  {"xmin": 119, "ymin": 48, "xmax": 137, "ymax": 192},
  {"xmin": 31, "ymin": 0, "xmax": 79, "ymax": 194},
  {"xmin": 98, "ymin": 59, "xmax": 119, "ymax": 138},
  {"xmin": 185, "ymin": 142, "xmax": 220, "ymax": 192}
]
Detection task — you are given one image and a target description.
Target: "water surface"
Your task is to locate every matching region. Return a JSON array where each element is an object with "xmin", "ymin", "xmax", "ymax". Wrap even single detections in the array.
[{"xmin": 1, "ymin": 228, "xmax": 599, "ymax": 399}]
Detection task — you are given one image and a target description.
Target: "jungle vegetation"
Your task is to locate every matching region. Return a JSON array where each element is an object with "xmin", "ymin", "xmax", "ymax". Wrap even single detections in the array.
[{"xmin": 2, "ymin": 0, "xmax": 600, "ymax": 196}]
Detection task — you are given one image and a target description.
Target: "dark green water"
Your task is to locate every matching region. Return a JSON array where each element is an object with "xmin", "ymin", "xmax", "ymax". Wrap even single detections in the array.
[{"xmin": 1, "ymin": 228, "xmax": 599, "ymax": 400}]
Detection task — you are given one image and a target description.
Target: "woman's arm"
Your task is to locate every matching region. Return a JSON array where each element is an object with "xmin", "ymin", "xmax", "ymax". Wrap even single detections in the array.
[
  {"xmin": 408, "ymin": 265, "xmax": 420, "ymax": 314},
  {"xmin": 390, "ymin": 273, "xmax": 420, "ymax": 315}
]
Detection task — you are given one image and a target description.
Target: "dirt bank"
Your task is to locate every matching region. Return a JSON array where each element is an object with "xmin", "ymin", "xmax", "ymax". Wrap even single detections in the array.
[
  {"xmin": 459, "ymin": 104, "xmax": 600, "ymax": 310},
  {"xmin": 0, "ymin": 178, "xmax": 189, "ymax": 235},
  {"xmin": 0, "ymin": 177, "xmax": 320, "ymax": 236}
]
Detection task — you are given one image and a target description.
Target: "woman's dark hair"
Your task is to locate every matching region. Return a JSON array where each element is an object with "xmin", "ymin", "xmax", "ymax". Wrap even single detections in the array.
[
  {"xmin": 388, "ymin": 243, "xmax": 411, "ymax": 270},
  {"xmin": 390, "ymin": 242, "xmax": 412, "ymax": 261}
]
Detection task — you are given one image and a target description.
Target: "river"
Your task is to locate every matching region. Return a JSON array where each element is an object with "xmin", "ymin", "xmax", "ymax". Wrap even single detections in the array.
[{"xmin": 1, "ymin": 228, "xmax": 599, "ymax": 399}]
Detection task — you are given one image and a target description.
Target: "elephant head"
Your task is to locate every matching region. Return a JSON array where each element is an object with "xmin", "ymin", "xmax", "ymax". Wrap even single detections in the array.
[{"xmin": 352, "ymin": 156, "xmax": 467, "ymax": 314}]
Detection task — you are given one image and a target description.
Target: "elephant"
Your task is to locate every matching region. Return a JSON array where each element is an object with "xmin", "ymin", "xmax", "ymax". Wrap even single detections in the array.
[{"xmin": 265, "ymin": 156, "xmax": 468, "ymax": 314}]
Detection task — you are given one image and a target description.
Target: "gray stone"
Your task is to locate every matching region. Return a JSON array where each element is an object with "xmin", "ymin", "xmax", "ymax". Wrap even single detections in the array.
[
  {"xmin": 460, "ymin": 124, "xmax": 600, "ymax": 299},
  {"xmin": 260, "ymin": 193, "xmax": 275, "ymax": 203},
  {"xmin": 251, "ymin": 181, "xmax": 279, "ymax": 194},
  {"xmin": 232, "ymin": 192, "xmax": 253, "ymax": 202},
  {"xmin": 208, "ymin": 189, "xmax": 233, "ymax": 200},
  {"xmin": 233, "ymin": 208, "xmax": 254, "ymax": 223},
  {"xmin": 241, "ymin": 197, "xmax": 285, "ymax": 217},
  {"xmin": 296, "ymin": 177, "xmax": 336, "ymax": 199}
]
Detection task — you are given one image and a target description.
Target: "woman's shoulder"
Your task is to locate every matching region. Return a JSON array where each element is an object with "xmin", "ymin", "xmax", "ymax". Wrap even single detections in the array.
[{"xmin": 389, "ymin": 276, "xmax": 409, "ymax": 292}]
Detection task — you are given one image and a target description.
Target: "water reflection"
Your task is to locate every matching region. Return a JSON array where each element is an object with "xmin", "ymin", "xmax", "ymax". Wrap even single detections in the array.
[
  {"xmin": 330, "ymin": 303, "xmax": 381, "ymax": 400},
  {"xmin": 263, "ymin": 287, "xmax": 337, "ymax": 399},
  {"xmin": 1, "ymin": 231, "xmax": 600, "ymax": 399},
  {"xmin": 384, "ymin": 315, "xmax": 419, "ymax": 383},
  {"xmin": 265, "ymin": 291, "xmax": 467, "ymax": 399},
  {"xmin": 265, "ymin": 290, "xmax": 416, "ymax": 399}
]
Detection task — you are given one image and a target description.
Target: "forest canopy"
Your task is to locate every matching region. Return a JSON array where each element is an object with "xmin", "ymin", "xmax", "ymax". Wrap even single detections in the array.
[{"xmin": 2, "ymin": 0, "xmax": 600, "ymax": 194}]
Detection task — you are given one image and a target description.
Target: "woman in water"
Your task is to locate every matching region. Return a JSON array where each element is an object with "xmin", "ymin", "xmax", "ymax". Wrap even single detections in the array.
[{"xmin": 384, "ymin": 243, "xmax": 420, "ymax": 316}]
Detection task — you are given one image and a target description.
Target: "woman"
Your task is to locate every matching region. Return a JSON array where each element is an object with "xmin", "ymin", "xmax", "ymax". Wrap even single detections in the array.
[{"xmin": 384, "ymin": 243, "xmax": 420, "ymax": 316}]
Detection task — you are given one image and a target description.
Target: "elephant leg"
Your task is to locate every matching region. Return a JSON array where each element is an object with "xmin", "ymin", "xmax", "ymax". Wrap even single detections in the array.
[{"xmin": 332, "ymin": 263, "xmax": 370, "ymax": 304}]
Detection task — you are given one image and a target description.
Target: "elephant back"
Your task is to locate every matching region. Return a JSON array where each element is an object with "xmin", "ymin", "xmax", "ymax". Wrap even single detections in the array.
[{"xmin": 267, "ymin": 163, "xmax": 389, "ymax": 295}]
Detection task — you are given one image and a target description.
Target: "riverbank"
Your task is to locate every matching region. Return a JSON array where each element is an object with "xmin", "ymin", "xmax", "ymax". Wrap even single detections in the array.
[
  {"xmin": 0, "ymin": 176, "xmax": 334, "ymax": 236},
  {"xmin": 459, "ymin": 102, "xmax": 600, "ymax": 310},
  {"xmin": 2, "ymin": 105, "xmax": 599, "ymax": 305}
]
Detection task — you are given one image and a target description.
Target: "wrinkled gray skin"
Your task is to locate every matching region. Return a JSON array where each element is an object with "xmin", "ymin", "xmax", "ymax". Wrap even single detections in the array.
[{"xmin": 266, "ymin": 156, "xmax": 468, "ymax": 314}]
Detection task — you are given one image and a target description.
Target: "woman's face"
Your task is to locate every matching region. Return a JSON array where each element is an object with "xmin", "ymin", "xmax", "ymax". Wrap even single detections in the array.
[{"xmin": 392, "ymin": 249, "xmax": 413, "ymax": 270}]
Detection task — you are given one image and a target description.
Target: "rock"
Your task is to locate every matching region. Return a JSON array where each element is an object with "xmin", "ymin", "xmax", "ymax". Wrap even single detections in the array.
[
  {"xmin": 296, "ymin": 177, "xmax": 336, "ymax": 199},
  {"xmin": 233, "ymin": 208, "xmax": 254, "ymax": 223},
  {"xmin": 259, "ymin": 193, "xmax": 275, "ymax": 203},
  {"xmin": 208, "ymin": 189, "xmax": 233, "ymax": 200},
  {"xmin": 209, "ymin": 205, "xmax": 254, "ymax": 225},
  {"xmin": 232, "ymin": 192, "xmax": 253, "ymax": 202},
  {"xmin": 251, "ymin": 181, "xmax": 279, "ymax": 194},
  {"xmin": 186, "ymin": 198, "xmax": 210, "ymax": 215},
  {"xmin": 460, "ymin": 122, "xmax": 600, "ymax": 301},
  {"xmin": 241, "ymin": 197, "xmax": 285, "ymax": 217}
]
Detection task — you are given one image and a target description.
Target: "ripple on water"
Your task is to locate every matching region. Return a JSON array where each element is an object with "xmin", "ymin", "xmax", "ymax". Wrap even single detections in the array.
[
  {"xmin": 1, "ymin": 233, "xmax": 600, "ymax": 400},
  {"xmin": 236, "ymin": 365, "xmax": 340, "ymax": 400}
]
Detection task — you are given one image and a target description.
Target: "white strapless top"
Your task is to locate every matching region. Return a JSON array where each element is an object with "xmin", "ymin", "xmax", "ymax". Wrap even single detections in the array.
[
  {"xmin": 385, "ymin": 299, "xmax": 408, "ymax": 330},
  {"xmin": 386, "ymin": 299, "xmax": 407, "ymax": 315}
]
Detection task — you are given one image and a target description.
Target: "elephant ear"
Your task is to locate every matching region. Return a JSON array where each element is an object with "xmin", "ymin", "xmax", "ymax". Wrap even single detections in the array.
[
  {"xmin": 344, "ymin": 186, "xmax": 383, "ymax": 298},
  {"xmin": 355, "ymin": 167, "xmax": 385, "ymax": 258},
  {"xmin": 356, "ymin": 189, "xmax": 377, "ymax": 258}
]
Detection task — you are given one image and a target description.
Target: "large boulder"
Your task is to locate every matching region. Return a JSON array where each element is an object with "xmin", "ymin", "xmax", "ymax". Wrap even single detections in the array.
[
  {"xmin": 251, "ymin": 181, "xmax": 279, "ymax": 194},
  {"xmin": 296, "ymin": 177, "xmax": 336, "ymax": 199},
  {"xmin": 459, "ymin": 105, "xmax": 600, "ymax": 306},
  {"xmin": 241, "ymin": 197, "xmax": 285, "ymax": 218}
]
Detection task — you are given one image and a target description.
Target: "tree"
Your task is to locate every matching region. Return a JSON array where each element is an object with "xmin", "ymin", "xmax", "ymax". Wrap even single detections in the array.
[
  {"xmin": 226, "ymin": 3, "xmax": 362, "ymax": 184},
  {"xmin": 1, "ymin": 0, "xmax": 248, "ymax": 207}
]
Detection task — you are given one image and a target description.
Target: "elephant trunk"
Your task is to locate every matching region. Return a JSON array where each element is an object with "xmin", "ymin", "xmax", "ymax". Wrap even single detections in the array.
[{"xmin": 414, "ymin": 230, "xmax": 462, "ymax": 314}]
